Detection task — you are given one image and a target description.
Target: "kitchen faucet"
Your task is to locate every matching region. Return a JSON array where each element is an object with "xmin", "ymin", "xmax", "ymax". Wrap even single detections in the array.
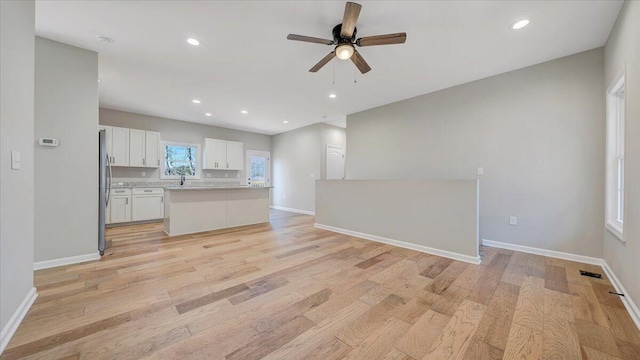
[{"xmin": 180, "ymin": 174, "xmax": 185, "ymax": 186}]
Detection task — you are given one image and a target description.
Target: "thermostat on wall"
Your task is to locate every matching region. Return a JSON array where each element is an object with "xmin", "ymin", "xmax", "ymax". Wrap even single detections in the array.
[{"xmin": 38, "ymin": 138, "xmax": 59, "ymax": 147}]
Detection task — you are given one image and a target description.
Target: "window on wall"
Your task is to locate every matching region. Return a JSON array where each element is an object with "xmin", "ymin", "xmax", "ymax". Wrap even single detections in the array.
[
  {"xmin": 605, "ymin": 73, "xmax": 625, "ymax": 240},
  {"xmin": 161, "ymin": 142, "xmax": 201, "ymax": 179}
]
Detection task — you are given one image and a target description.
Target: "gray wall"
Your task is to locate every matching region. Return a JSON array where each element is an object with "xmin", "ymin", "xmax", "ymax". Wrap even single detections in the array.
[
  {"xmin": 99, "ymin": 108, "xmax": 272, "ymax": 183},
  {"xmin": 272, "ymin": 123, "xmax": 346, "ymax": 212},
  {"xmin": 316, "ymin": 180, "xmax": 479, "ymax": 261},
  {"xmin": 603, "ymin": 0, "xmax": 640, "ymax": 315},
  {"xmin": 346, "ymin": 48, "xmax": 605, "ymax": 258},
  {"xmin": 0, "ymin": 0, "xmax": 35, "ymax": 340},
  {"xmin": 35, "ymin": 37, "xmax": 99, "ymax": 262}
]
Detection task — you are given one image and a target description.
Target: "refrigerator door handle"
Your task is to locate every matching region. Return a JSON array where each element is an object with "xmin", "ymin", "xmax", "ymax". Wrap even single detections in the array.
[{"xmin": 106, "ymin": 152, "xmax": 112, "ymax": 206}]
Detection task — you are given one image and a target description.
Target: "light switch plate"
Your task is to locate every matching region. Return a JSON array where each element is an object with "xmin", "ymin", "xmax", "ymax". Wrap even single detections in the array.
[
  {"xmin": 509, "ymin": 216, "xmax": 517, "ymax": 226},
  {"xmin": 141, "ymin": 171, "xmax": 146, "ymax": 177},
  {"xmin": 477, "ymin": 167, "xmax": 484, "ymax": 176},
  {"xmin": 206, "ymin": 173, "xmax": 212, "ymax": 178},
  {"xmin": 11, "ymin": 150, "xmax": 20, "ymax": 170}
]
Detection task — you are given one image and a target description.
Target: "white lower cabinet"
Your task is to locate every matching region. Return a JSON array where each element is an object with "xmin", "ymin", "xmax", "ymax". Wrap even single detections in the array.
[
  {"xmin": 108, "ymin": 188, "xmax": 164, "ymax": 224},
  {"xmin": 108, "ymin": 189, "xmax": 132, "ymax": 224},
  {"xmin": 132, "ymin": 188, "xmax": 164, "ymax": 221}
]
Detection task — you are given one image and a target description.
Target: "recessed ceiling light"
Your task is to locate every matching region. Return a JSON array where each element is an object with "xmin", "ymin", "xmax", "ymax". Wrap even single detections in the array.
[
  {"xmin": 192, "ymin": 99, "xmax": 201, "ymax": 104},
  {"xmin": 511, "ymin": 19, "xmax": 530, "ymax": 30},
  {"xmin": 240, "ymin": 110, "xmax": 248, "ymax": 114},
  {"xmin": 187, "ymin": 38, "xmax": 200, "ymax": 46},
  {"xmin": 205, "ymin": 113, "xmax": 212, "ymax": 117},
  {"xmin": 283, "ymin": 121, "xmax": 289, "ymax": 124},
  {"xmin": 329, "ymin": 94, "xmax": 337, "ymax": 98}
]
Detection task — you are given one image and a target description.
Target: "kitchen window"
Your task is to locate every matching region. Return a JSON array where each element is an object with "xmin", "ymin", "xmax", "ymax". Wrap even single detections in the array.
[
  {"xmin": 605, "ymin": 72, "xmax": 625, "ymax": 240},
  {"xmin": 161, "ymin": 142, "xmax": 201, "ymax": 179}
]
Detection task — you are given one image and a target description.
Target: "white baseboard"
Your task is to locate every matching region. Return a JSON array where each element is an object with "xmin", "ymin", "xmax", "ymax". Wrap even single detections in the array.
[
  {"xmin": 33, "ymin": 252, "xmax": 100, "ymax": 271},
  {"xmin": 315, "ymin": 223, "xmax": 481, "ymax": 265},
  {"xmin": 601, "ymin": 261, "xmax": 640, "ymax": 331},
  {"xmin": 0, "ymin": 287, "xmax": 37, "ymax": 354},
  {"xmin": 481, "ymin": 239, "xmax": 602, "ymax": 265},
  {"xmin": 482, "ymin": 238, "xmax": 640, "ymax": 331},
  {"xmin": 270, "ymin": 206, "xmax": 315, "ymax": 216}
]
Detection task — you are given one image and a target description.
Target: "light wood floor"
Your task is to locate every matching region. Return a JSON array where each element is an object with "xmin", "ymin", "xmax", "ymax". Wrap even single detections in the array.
[{"xmin": 3, "ymin": 210, "xmax": 640, "ymax": 359}]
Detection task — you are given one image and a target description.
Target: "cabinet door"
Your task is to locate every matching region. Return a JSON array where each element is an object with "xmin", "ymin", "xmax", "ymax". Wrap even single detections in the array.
[
  {"xmin": 111, "ymin": 127, "xmax": 130, "ymax": 166},
  {"xmin": 202, "ymin": 138, "xmax": 216, "ymax": 170},
  {"xmin": 145, "ymin": 131, "xmax": 160, "ymax": 168},
  {"xmin": 99, "ymin": 125, "xmax": 113, "ymax": 163},
  {"xmin": 226, "ymin": 141, "xmax": 243, "ymax": 170},
  {"xmin": 203, "ymin": 138, "xmax": 227, "ymax": 169},
  {"xmin": 109, "ymin": 195, "xmax": 131, "ymax": 223},
  {"xmin": 132, "ymin": 195, "xmax": 164, "ymax": 221},
  {"xmin": 129, "ymin": 129, "xmax": 146, "ymax": 167},
  {"xmin": 213, "ymin": 139, "xmax": 227, "ymax": 169}
]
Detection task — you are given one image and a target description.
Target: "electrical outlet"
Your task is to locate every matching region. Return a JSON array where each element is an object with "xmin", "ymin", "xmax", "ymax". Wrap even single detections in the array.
[
  {"xmin": 477, "ymin": 167, "xmax": 484, "ymax": 176},
  {"xmin": 237, "ymin": 173, "xmax": 240, "ymax": 177},
  {"xmin": 225, "ymin": 173, "xmax": 228, "ymax": 178},
  {"xmin": 309, "ymin": 172, "xmax": 315, "ymax": 178},
  {"xmin": 509, "ymin": 216, "xmax": 517, "ymax": 226},
  {"xmin": 206, "ymin": 173, "xmax": 211, "ymax": 178},
  {"xmin": 141, "ymin": 171, "xmax": 146, "ymax": 177}
]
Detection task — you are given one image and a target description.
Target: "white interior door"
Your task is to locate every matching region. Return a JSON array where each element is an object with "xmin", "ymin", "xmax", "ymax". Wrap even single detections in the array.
[
  {"xmin": 246, "ymin": 150, "xmax": 270, "ymax": 186},
  {"xmin": 326, "ymin": 145, "xmax": 345, "ymax": 180}
]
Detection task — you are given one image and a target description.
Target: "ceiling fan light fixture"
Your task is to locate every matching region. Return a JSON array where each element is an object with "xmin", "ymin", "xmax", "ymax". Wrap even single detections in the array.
[{"xmin": 335, "ymin": 44, "xmax": 354, "ymax": 60}]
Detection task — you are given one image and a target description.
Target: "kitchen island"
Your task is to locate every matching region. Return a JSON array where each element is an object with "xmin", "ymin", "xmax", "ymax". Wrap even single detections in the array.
[{"xmin": 163, "ymin": 186, "xmax": 272, "ymax": 236}]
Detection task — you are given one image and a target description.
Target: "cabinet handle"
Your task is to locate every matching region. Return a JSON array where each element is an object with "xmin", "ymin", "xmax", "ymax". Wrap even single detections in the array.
[
  {"xmin": 126, "ymin": 198, "xmax": 128, "ymax": 205},
  {"xmin": 157, "ymin": 159, "xmax": 160, "ymax": 166},
  {"xmin": 143, "ymin": 158, "xmax": 146, "ymax": 166},
  {"xmin": 161, "ymin": 197, "xmax": 163, "ymax": 203},
  {"xmin": 227, "ymin": 163, "xmax": 229, "ymax": 169},
  {"xmin": 113, "ymin": 156, "xmax": 116, "ymax": 163}
]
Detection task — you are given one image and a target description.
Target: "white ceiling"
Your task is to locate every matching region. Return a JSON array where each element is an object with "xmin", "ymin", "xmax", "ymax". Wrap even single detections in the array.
[{"xmin": 35, "ymin": 0, "xmax": 622, "ymax": 135}]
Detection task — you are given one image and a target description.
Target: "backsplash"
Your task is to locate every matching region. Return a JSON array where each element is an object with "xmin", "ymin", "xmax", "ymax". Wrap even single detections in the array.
[{"xmin": 111, "ymin": 167, "xmax": 244, "ymax": 186}]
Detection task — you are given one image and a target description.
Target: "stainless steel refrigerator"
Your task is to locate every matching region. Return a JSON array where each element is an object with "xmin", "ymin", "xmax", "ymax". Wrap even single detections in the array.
[{"xmin": 98, "ymin": 129, "xmax": 112, "ymax": 256}]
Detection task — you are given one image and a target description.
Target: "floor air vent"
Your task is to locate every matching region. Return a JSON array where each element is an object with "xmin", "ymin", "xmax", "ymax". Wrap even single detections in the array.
[{"xmin": 579, "ymin": 270, "xmax": 602, "ymax": 279}]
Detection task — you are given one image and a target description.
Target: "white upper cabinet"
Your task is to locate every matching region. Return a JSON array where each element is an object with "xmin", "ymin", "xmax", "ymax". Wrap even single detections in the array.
[
  {"xmin": 226, "ymin": 141, "xmax": 243, "ymax": 170},
  {"xmin": 111, "ymin": 127, "xmax": 130, "ymax": 166},
  {"xmin": 203, "ymin": 138, "xmax": 230, "ymax": 170},
  {"xmin": 129, "ymin": 129, "xmax": 146, "ymax": 167},
  {"xmin": 107, "ymin": 127, "xmax": 160, "ymax": 168},
  {"xmin": 145, "ymin": 131, "xmax": 160, "ymax": 168}
]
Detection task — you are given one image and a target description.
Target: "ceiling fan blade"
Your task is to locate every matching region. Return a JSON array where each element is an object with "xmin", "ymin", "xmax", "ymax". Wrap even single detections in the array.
[
  {"xmin": 351, "ymin": 50, "xmax": 371, "ymax": 74},
  {"xmin": 356, "ymin": 32, "xmax": 407, "ymax": 47},
  {"xmin": 309, "ymin": 52, "xmax": 336, "ymax": 72},
  {"xmin": 287, "ymin": 34, "xmax": 334, "ymax": 45},
  {"xmin": 340, "ymin": 2, "xmax": 362, "ymax": 38}
]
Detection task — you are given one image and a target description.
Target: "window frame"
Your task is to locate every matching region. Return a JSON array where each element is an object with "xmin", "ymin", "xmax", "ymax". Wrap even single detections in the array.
[
  {"xmin": 160, "ymin": 141, "xmax": 201, "ymax": 180},
  {"xmin": 605, "ymin": 71, "xmax": 626, "ymax": 241}
]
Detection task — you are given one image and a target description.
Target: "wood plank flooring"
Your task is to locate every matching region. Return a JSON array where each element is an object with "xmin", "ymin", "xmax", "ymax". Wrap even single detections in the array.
[{"xmin": 3, "ymin": 210, "xmax": 640, "ymax": 359}]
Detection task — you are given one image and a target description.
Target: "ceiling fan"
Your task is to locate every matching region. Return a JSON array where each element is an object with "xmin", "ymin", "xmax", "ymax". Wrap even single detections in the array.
[{"xmin": 287, "ymin": 1, "xmax": 407, "ymax": 74}]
